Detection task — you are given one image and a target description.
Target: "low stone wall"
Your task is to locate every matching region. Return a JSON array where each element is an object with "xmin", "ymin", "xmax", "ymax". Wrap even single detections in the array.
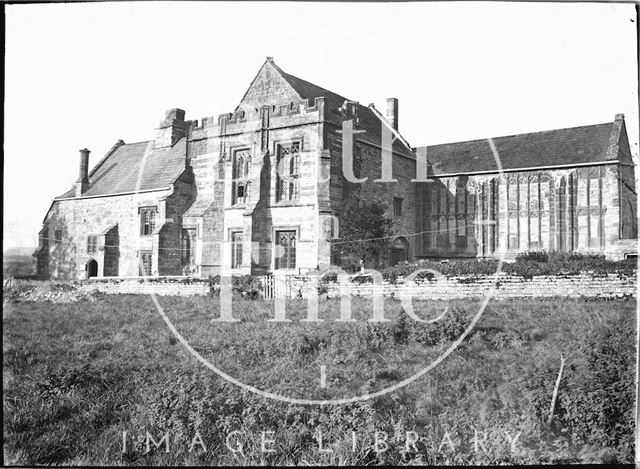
[
  {"xmin": 78, "ymin": 272, "xmax": 636, "ymax": 299},
  {"xmin": 79, "ymin": 277, "xmax": 211, "ymax": 296},
  {"xmin": 294, "ymin": 272, "xmax": 636, "ymax": 300}
]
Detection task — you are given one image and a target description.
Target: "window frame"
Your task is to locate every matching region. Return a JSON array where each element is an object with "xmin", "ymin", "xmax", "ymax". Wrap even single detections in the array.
[
  {"xmin": 229, "ymin": 229, "xmax": 243, "ymax": 269},
  {"xmin": 139, "ymin": 206, "xmax": 157, "ymax": 236},
  {"xmin": 87, "ymin": 235, "xmax": 98, "ymax": 254},
  {"xmin": 273, "ymin": 227, "xmax": 298, "ymax": 271},
  {"xmin": 394, "ymin": 197, "xmax": 403, "ymax": 217},
  {"xmin": 275, "ymin": 141, "xmax": 301, "ymax": 203},
  {"xmin": 231, "ymin": 148, "xmax": 251, "ymax": 206}
]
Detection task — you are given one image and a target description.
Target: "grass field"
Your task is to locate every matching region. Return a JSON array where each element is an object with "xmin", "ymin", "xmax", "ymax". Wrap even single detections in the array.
[{"xmin": 3, "ymin": 292, "xmax": 637, "ymax": 465}]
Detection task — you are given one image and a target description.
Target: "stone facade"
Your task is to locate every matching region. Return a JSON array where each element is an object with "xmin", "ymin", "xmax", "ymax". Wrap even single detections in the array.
[
  {"xmin": 416, "ymin": 117, "xmax": 637, "ymax": 260},
  {"xmin": 35, "ymin": 58, "xmax": 637, "ymax": 280}
]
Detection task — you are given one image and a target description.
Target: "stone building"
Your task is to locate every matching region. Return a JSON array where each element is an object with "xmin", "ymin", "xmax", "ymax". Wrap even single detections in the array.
[
  {"xmin": 417, "ymin": 114, "xmax": 638, "ymax": 260},
  {"xmin": 35, "ymin": 58, "xmax": 637, "ymax": 280}
]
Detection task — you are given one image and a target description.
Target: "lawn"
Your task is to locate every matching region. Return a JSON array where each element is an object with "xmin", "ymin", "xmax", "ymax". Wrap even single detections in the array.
[{"xmin": 3, "ymin": 292, "xmax": 637, "ymax": 465}]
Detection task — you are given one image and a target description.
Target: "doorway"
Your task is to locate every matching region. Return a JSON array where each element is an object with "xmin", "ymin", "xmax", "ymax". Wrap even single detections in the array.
[
  {"xmin": 389, "ymin": 237, "xmax": 409, "ymax": 266},
  {"xmin": 87, "ymin": 259, "xmax": 98, "ymax": 278}
]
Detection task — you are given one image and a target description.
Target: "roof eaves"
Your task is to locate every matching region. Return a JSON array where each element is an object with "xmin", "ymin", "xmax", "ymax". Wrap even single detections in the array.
[{"xmin": 53, "ymin": 186, "xmax": 173, "ymax": 202}]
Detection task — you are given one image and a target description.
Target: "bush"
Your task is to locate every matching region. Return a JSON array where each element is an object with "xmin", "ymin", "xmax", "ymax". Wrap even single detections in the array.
[
  {"xmin": 380, "ymin": 253, "xmax": 636, "ymax": 282},
  {"xmin": 558, "ymin": 318, "xmax": 635, "ymax": 461},
  {"xmin": 515, "ymin": 251, "xmax": 549, "ymax": 263}
]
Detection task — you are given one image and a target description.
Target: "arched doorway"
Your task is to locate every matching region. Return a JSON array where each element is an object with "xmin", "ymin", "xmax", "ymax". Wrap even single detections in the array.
[
  {"xmin": 389, "ymin": 237, "xmax": 409, "ymax": 266},
  {"xmin": 87, "ymin": 259, "xmax": 98, "ymax": 278}
]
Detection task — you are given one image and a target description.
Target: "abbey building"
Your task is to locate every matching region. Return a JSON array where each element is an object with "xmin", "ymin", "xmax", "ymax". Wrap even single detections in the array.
[{"xmin": 35, "ymin": 58, "xmax": 637, "ymax": 279}]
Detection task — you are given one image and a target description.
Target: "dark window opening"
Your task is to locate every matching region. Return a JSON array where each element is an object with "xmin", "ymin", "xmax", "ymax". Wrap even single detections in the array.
[
  {"xmin": 394, "ymin": 197, "xmax": 403, "ymax": 217},
  {"xmin": 181, "ymin": 229, "xmax": 196, "ymax": 268}
]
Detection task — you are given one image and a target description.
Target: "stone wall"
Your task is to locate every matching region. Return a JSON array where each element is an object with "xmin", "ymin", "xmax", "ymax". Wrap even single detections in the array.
[
  {"xmin": 186, "ymin": 97, "xmax": 325, "ymax": 276},
  {"xmin": 80, "ymin": 272, "xmax": 635, "ymax": 300},
  {"xmin": 325, "ymin": 111, "xmax": 417, "ymax": 268},
  {"xmin": 39, "ymin": 190, "xmax": 171, "ymax": 280},
  {"xmin": 37, "ymin": 166, "xmax": 197, "ymax": 280},
  {"xmin": 80, "ymin": 278, "xmax": 210, "ymax": 296},
  {"xmin": 310, "ymin": 272, "xmax": 636, "ymax": 300}
]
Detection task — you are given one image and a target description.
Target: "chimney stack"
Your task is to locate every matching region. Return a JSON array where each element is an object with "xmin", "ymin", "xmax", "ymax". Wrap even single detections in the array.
[
  {"xmin": 386, "ymin": 98, "xmax": 398, "ymax": 130},
  {"xmin": 75, "ymin": 148, "xmax": 90, "ymax": 197},
  {"xmin": 155, "ymin": 108, "xmax": 186, "ymax": 148}
]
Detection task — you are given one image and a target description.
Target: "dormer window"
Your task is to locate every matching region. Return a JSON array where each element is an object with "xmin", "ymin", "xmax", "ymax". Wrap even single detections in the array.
[{"xmin": 232, "ymin": 149, "xmax": 251, "ymax": 205}]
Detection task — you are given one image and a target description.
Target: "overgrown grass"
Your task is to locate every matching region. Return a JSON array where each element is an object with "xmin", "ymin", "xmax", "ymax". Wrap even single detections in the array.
[{"xmin": 3, "ymin": 293, "xmax": 636, "ymax": 465}]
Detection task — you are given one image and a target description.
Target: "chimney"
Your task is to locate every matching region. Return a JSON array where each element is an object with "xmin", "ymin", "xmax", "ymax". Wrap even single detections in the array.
[
  {"xmin": 386, "ymin": 98, "xmax": 398, "ymax": 130},
  {"xmin": 155, "ymin": 108, "xmax": 186, "ymax": 148},
  {"xmin": 75, "ymin": 148, "xmax": 90, "ymax": 197}
]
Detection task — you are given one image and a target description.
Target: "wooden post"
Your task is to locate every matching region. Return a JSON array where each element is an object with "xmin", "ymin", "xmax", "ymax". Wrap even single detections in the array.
[{"xmin": 547, "ymin": 354, "xmax": 566, "ymax": 425}]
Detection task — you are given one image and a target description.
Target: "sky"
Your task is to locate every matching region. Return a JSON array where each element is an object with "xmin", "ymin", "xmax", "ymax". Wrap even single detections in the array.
[{"xmin": 4, "ymin": 1, "xmax": 639, "ymax": 250}]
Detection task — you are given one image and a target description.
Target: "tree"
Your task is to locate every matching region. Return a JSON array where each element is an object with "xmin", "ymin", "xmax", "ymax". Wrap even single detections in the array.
[{"xmin": 331, "ymin": 199, "xmax": 394, "ymax": 269}]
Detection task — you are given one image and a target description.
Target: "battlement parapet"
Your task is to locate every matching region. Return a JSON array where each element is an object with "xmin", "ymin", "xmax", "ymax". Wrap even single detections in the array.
[{"xmin": 188, "ymin": 96, "xmax": 326, "ymax": 137}]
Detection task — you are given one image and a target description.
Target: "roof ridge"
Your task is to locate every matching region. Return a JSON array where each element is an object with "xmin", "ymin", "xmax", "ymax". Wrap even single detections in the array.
[{"xmin": 420, "ymin": 121, "xmax": 614, "ymax": 149}]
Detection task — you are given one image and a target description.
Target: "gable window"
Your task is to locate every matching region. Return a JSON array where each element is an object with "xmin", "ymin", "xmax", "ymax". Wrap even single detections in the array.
[
  {"xmin": 232, "ymin": 149, "xmax": 251, "ymax": 205},
  {"xmin": 230, "ymin": 230, "xmax": 243, "ymax": 269},
  {"xmin": 276, "ymin": 142, "xmax": 300, "ymax": 202},
  {"xmin": 87, "ymin": 235, "xmax": 98, "ymax": 253},
  {"xmin": 140, "ymin": 207, "xmax": 157, "ymax": 236},
  {"xmin": 139, "ymin": 250, "xmax": 152, "ymax": 276},
  {"xmin": 275, "ymin": 230, "xmax": 297, "ymax": 270},
  {"xmin": 54, "ymin": 230, "xmax": 62, "ymax": 243},
  {"xmin": 394, "ymin": 197, "xmax": 403, "ymax": 217}
]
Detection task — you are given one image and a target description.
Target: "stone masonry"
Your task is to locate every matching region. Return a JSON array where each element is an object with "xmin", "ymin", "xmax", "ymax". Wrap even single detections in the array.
[{"xmin": 36, "ymin": 58, "xmax": 637, "ymax": 280}]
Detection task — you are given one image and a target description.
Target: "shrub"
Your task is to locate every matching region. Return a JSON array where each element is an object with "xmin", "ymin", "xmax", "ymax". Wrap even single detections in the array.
[
  {"xmin": 380, "ymin": 253, "xmax": 636, "ymax": 282},
  {"xmin": 232, "ymin": 275, "xmax": 262, "ymax": 298},
  {"xmin": 515, "ymin": 251, "xmax": 549, "ymax": 263}
]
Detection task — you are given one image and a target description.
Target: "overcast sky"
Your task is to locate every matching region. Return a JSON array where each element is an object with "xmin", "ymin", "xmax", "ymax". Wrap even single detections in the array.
[{"xmin": 4, "ymin": 1, "xmax": 639, "ymax": 250}]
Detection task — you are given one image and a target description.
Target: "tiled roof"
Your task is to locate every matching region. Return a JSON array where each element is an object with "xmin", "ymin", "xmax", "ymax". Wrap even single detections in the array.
[
  {"xmin": 273, "ymin": 61, "xmax": 415, "ymax": 158},
  {"xmin": 183, "ymin": 197, "xmax": 215, "ymax": 218},
  {"xmin": 56, "ymin": 139, "xmax": 187, "ymax": 199},
  {"xmin": 419, "ymin": 121, "xmax": 619, "ymax": 176}
]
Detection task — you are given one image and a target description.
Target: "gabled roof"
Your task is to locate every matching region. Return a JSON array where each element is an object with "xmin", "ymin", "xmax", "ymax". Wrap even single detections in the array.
[
  {"xmin": 239, "ymin": 58, "xmax": 415, "ymax": 158},
  {"xmin": 55, "ymin": 138, "xmax": 186, "ymax": 199},
  {"xmin": 419, "ymin": 117, "xmax": 625, "ymax": 176}
]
